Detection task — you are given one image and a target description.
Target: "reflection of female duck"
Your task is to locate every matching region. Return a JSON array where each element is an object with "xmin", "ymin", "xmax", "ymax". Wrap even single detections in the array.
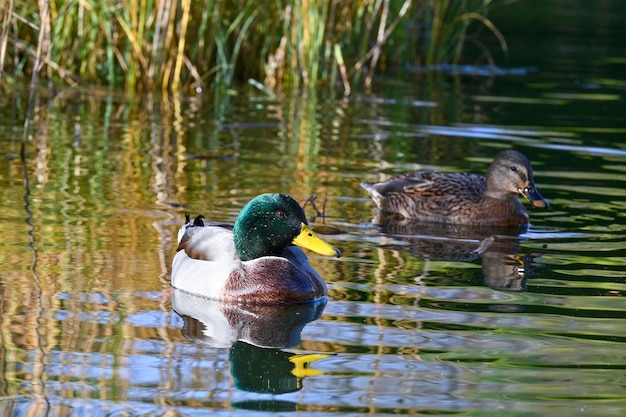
[
  {"xmin": 171, "ymin": 193, "xmax": 340, "ymax": 304},
  {"xmin": 361, "ymin": 150, "xmax": 549, "ymax": 226},
  {"xmin": 370, "ymin": 218, "xmax": 542, "ymax": 292}
]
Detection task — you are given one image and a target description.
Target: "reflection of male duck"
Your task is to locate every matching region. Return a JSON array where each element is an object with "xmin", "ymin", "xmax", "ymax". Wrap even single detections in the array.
[
  {"xmin": 171, "ymin": 290, "xmax": 331, "ymax": 397},
  {"xmin": 229, "ymin": 341, "xmax": 328, "ymax": 395},
  {"xmin": 370, "ymin": 216, "xmax": 543, "ymax": 292},
  {"xmin": 171, "ymin": 289, "xmax": 327, "ymax": 348}
]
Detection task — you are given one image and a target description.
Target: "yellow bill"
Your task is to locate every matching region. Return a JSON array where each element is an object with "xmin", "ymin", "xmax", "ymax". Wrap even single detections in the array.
[{"xmin": 292, "ymin": 223, "xmax": 341, "ymax": 257}]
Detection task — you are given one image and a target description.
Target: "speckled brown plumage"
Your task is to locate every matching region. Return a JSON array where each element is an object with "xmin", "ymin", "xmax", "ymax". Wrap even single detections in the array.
[{"xmin": 361, "ymin": 150, "xmax": 549, "ymax": 226}]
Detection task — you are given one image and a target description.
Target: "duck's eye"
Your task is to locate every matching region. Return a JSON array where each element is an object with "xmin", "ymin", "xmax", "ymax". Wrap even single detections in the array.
[
  {"xmin": 275, "ymin": 210, "xmax": 287, "ymax": 218},
  {"xmin": 510, "ymin": 166, "xmax": 517, "ymax": 172}
]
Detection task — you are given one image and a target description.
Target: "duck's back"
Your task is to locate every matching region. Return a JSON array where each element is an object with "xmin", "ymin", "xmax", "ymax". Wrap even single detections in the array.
[
  {"xmin": 177, "ymin": 225, "xmax": 236, "ymax": 262},
  {"xmin": 361, "ymin": 171, "xmax": 528, "ymax": 225},
  {"xmin": 172, "ymin": 225, "xmax": 239, "ymax": 297},
  {"xmin": 400, "ymin": 171, "xmax": 485, "ymax": 200}
]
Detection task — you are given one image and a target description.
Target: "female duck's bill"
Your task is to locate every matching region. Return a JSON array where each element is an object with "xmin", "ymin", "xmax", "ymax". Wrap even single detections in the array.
[{"xmin": 520, "ymin": 184, "xmax": 548, "ymax": 208}]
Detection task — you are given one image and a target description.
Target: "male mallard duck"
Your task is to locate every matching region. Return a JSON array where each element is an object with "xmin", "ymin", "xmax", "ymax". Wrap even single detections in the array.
[
  {"xmin": 360, "ymin": 150, "xmax": 549, "ymax": 226},
  {"xmin": 171, "ymin": 193, "xmax": 341, "ymax": 304}
]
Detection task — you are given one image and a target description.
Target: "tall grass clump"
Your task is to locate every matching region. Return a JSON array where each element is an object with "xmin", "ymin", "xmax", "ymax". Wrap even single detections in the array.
[{"xmin": 0, "ymin": 0, "xmax": 506, "ymax": 94}]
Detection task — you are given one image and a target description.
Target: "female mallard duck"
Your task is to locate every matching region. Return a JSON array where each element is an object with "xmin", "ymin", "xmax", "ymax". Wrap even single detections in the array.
[
  {"xmin": 171, "ymin": 193, "xmax": 341, "ymax": 304},
  {"xmin": 360, "ymin": 150, "xmax": 549, "ymax": 226}
]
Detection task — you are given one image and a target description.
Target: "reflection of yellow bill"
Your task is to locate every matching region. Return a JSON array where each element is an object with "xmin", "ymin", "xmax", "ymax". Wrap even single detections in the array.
[
  {"xmin": 289, "ymin": 353, "xmax": 332, "ymax": 378},
  {"xmin": 292, "ymin": 223, "xmax": 341, "ymax": 257}
]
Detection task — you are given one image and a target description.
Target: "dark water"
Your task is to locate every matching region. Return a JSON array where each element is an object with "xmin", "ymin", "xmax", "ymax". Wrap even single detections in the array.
[{"xmin": 1, "ymin": 1, "xmax": 625, "ymax": 416}]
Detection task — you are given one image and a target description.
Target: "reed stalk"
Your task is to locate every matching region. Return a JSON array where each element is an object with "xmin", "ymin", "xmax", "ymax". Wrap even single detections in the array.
[{"xmin": 0, "ymin": 0, "xmax": 505, "ymax": 93}]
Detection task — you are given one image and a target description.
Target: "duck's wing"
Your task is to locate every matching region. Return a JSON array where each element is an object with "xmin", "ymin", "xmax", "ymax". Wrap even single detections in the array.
[
  {"xmin": 361, "ymin": 171, "xmax": 488, "ymax": 220},
  {"xmin": 172, "ymin": 222, "xmax": 240, "ymax": 298},
  {"xmin": 401, "ymin": 172, "xmax": 486, "ymax": 203},
  {"xmin": 362, "ymin": 171, "xmax": 453, "ymax": 196},
  {"xmin": 363, "ymin": 171, "xmax": 484, "ymax": 198},
  {"xmin": 177, "ymin": 223, "xmax": 237, "ymax": 262}
]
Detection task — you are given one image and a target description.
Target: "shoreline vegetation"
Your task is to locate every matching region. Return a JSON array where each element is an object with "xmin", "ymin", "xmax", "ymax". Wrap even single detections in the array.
[{"xmin": 0, "ymin": 0, "xmax": 505, "ymax": 95}]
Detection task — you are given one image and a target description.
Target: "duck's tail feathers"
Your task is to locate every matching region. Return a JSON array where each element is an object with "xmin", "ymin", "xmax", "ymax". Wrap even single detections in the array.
[{"xmin": 178, "ymin": 213, "xmax": 207, "ymax": 244}]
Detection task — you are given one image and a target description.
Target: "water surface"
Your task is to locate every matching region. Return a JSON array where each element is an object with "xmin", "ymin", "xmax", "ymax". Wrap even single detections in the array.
[{"xmin": 1, "ymin": 2, "xmax": 625, "ymax": 416}]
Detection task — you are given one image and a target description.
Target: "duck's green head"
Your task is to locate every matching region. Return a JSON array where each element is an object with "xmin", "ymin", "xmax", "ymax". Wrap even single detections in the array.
[{"xmin": 233, "ymin": 193, "xmax": 341, "ymax": 261}]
